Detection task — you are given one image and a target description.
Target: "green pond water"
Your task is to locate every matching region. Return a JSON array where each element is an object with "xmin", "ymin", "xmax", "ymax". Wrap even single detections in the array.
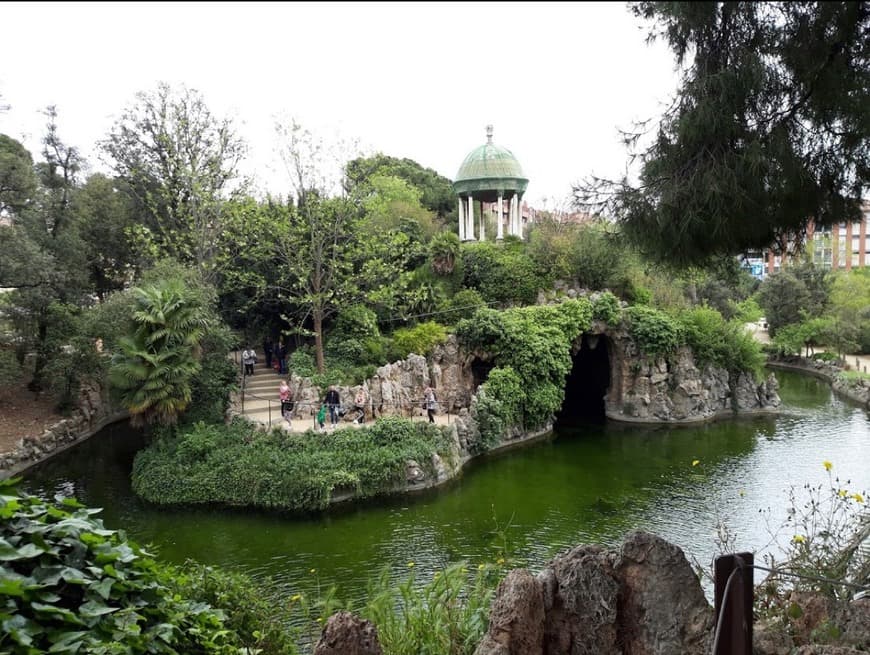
[{"xmin": 21, "ymin": 370, "xmax": 869, "ymax": 603}]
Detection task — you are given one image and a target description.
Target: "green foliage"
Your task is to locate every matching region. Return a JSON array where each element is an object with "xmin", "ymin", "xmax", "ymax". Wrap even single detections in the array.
[
  {"xmin": 470, "ymin": 368, "xmax": 523, "ymax": 454},
  {"xmin": 441, "ymin": 288, "xmax": 487, "ymax": 324},
  {"xmin": 392, "ymin": 321, "xmax": 448, "ymax": 358},
  {"xmin": 429, "ymin": 231, "xmax": 461, "ymax": 276},
  {"xmin": 623, "ymin": 305, "xmax": 683, "ymax": 357},
  {"xmin": 131, "ymin": 417, "xmax": 453, "ymax": 511},
  {"xmin": 679, "ymin": 306, "xmax": 765, "ymax": 377},
  {"xmin": 0, "ymin": 480, "xmax": 242, "ymax": 654},
  {"xmin": 344, "ymin": 153, "xmax": 457, "ymax": 220},
  {"xmin": 170, "ymin": 560, "xmax": 298, "ymax": 655},
  {"xmin": 591, "ymin": 291, "xmax": 621, "ymax": 325},
  {"xmin": 730, "ymin": 296, "xmax": 764, "ymax": 324},
  {"xmin": 100, "ymin": 82, "xmax": 246, "ymax": 272},
  {"xmin": 109, "ymin": 274, "xmax": 209, "ymax": 426},
  {"xmin": 461, "ymin": 241, "xmax": 549, "ymax": 306},
  {"xmin": 184, "ymin": 325, "xmax": 239, "ymax": 426},
  {"xmin": 331, "ymin": 305, "xmax": 380, "ymax": 343},
  {"xmin": 457, "ymin": 300, "xmax": 593, "ymax": 429},
  {"xmin": 360, "ymin": 562, "xmax": 497, "ymax": 655},
  {"xmin": 582, "ymin": 2, "xmax": 870, "ymax": 266}
]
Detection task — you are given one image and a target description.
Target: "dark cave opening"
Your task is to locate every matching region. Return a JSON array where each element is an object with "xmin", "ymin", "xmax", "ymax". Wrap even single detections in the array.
[{"xmin": 556, "ymin": 334, "xmax": 611, "ymax": 426}]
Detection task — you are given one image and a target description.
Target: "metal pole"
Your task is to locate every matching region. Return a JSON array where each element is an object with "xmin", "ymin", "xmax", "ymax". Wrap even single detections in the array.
[{"xmin": 713, "ymin": 552, "xmax": 754, "ymax": 655}]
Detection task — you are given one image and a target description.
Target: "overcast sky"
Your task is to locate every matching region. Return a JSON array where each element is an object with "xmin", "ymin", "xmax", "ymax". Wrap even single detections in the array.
[{"xmin": 1, "ymin": 1, "xmax": 680, "ymax": 208}]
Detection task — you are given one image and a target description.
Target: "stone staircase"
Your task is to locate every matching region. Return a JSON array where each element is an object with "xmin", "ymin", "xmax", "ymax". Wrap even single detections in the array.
[{"xmin": 230, "ymin": 352, "xmax": 295, "ymax": 429}]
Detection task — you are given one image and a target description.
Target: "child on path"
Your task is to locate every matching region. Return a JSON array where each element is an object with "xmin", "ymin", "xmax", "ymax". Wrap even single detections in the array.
[
  {"xmin": 352, "ymin": 388, "xmax": 367, "ymax": 424},
  {"xmin": 316, "ymin": 404, "xmax": 327, "ymax": 432}
]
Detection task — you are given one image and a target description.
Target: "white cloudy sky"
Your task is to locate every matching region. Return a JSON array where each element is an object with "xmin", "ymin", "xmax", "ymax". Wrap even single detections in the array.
[{"xmin": 1, "ymin": 1, "xmax": 680, "ymax": 208}]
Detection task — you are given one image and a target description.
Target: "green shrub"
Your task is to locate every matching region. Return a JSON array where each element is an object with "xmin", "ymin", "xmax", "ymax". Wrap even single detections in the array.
[
  {"xmin": 470, "ymin": 367, "xmax": 524, "ymax": 454},
  {"xmin": 457, "ymin": 299, "xmax": 593, "ymax": 429},
  {"xmin": 0, "ymin": 480, "xmax": 242, "ymax": 654},
  {"xmin": 444, "ymin": 288, "xmax": 487, "ymax": 323},
  {"xmin": 288, "ymin": 349, "xmax": 316, "ymax": 377},
  {"xmin": 361, "ymin": 562, "xmax": 498, "ymax": 655},
  {"xmin": 461, "ymin": 241, "xmax": 549, "ymax": 305},
  {"xmin": 392, "ymin": 321, "xmax": 448, "ymax": 358},
  {"xmin": 171, "ymin": 560, "xmax": 298, "ymax": 655},
  {"xmin": 623, "ymin": 304, "xmax": 683, "ymax": 356},
  {"xmin": 812, "ymin": 351, "xmax": 840, "ymax": 363},
  {"xmin": 592, "ymin": 291, "xmax": 621, "ymax": 325},
  {"xmin": 131, "ymin": 417, "xmax": 453, "ymax": 511}
]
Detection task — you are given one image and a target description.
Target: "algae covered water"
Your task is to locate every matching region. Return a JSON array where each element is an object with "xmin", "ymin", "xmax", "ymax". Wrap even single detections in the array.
[{"xmin": 21, "ymin": 370, "xmax": 869, "ymax": 603}]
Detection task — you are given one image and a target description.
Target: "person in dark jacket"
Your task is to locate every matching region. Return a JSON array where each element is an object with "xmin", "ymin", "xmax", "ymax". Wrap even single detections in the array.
[
  {"xmin": 325, "ymin": 385, "xmax": 340, "ymax": 428},
  {"xmin": 263, "ymin": 337, "xmax": 274, "ymax": 369}
]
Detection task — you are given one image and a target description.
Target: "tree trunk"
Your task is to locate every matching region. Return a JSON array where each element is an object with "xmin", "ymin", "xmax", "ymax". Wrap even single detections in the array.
[
  {"xmin": 313, "ymin": 307, "xmax": 325, "ymax": 374},
  {"xmin": 28, "ymin": 319, "xmax": 48, "ymax": 394}
]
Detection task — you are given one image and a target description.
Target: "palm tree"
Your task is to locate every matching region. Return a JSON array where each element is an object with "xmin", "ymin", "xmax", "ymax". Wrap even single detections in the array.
[
  {"xmin": 109, "ymin": 278, "xmax": 208, "ymax": 426},
  {"xmin": 429, "ymin": 231, "xmax": 460, "ymax": 275}
]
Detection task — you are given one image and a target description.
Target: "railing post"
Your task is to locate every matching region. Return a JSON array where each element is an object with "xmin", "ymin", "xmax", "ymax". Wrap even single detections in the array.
[{"xmin": 714, "ymin": 552, "xmax": 754, "ymax": 655}]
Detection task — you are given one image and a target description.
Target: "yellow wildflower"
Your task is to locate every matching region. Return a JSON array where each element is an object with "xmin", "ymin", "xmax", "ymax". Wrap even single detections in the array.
[
  {"xmin": 852, "ymin": 493, "xmax": 864, "ymax": 504},
  {"xmin": 496, "ymin": 557, "xmax": 505, "ymax": 565},
  {"xmin": 290, "ymin": 594, "xmax": 302, "ymax": 602},
  {"xmin": 692, "ymin": 460, "xmax": 700, "ymax": 467},
  {"xmin": 792, "ymin": 535, "xmax": 806, "ymax": 544},
  {"xmin": 407, "ymin": 561, "xmax": 415, "ymax": 568},
  {"xmin": 477, "ymin": 564, "xmax": 485, "ymax": 571},
  {"xmin": 838, "ymin": 489, "xmax": 847, "ymax": 498},
  {"xmin": 309, "ymin": 568, "xmax": 316, "ymax": 574},
  {"xmin": 823, "ymin": 460, "xmax": 833, "ymax": 471},
  {"xmin": 316, "ymin": 617, "xmax": 323, "ymax": 623}
]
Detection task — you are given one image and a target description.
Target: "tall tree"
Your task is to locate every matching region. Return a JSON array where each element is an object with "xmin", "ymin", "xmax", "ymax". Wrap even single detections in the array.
[
  {"xmin": 0, "ymin": 110, "xmax": 90, "ymax": 392},
  {"xmin": 73, "ymin": 174, "xmax": 139, "ymax": 300},
  {"xmin": 0, "ymin": 134, "xmax": 37, "ymax": 215},
  {"xmin": 576, "ymin": 2, "xmax": 869, "ymax": 267},
  {"xmin": 101, "ymin": 83, "xmax": 247, "ymax": 279}
]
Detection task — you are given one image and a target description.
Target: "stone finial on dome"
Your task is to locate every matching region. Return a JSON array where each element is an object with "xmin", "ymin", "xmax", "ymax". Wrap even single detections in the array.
[{"xmin": 486, "ymin": 124, "xmax": 493, "ymax": 144}]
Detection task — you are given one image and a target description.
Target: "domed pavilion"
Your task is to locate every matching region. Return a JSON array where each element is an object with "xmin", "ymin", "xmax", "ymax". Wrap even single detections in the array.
[{"xmin": 453, "ymin": 125, "xmax": 529, "ymax": 241}]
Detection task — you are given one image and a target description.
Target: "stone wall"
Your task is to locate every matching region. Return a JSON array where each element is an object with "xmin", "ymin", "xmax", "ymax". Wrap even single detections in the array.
[
  {"xmin": 604, "ymin": 328, "xmax": 781, "ymax": 423},
  {"xmin": 0, "ymin": 379, "xmax": 127, "ymax": 479}
]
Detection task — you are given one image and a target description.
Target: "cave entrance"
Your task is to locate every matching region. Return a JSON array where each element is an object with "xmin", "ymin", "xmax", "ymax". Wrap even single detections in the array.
[
  {"xmin": 471, "ymin": 357, "xmax": 495, "ymax": 389},
  {"xmin": 556, "ymin": 333, "xmax": 611, "ymax": 426}
]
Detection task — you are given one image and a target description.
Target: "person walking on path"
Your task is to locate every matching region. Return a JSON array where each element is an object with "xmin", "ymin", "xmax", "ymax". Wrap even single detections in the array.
[
  {"xmin": 423, "ymin": 385, "xmax": 437, "ymax": 424},
  {"xmin": 242, "ymin": 346, "xmax": 257, "ymax": 377},
  {"xmin": 325, "ymin": 385, "xmax": 341, "ymax": 428},
  {"xmin": 276, "ymin": 341, "xmax": 288, "ymax": 375},
  {"xmin": 263, "ymin": 337, "xmax": 274, "ymax": 369},
  {"xmin": 279, "ymin": 379, "xmax": 294, "ymax": 430},
  {"xmin": 352, "ymin": 388, "xmax": 367, "ymax": 424}
]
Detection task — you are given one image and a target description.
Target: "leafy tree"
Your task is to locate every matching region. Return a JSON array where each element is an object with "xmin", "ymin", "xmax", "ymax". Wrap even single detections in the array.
[
  {"xmin": 0, "ymin": 134, "xmax": 37, "ymax": 215},
  {"xmin": 429, "ymin": 230, "xmax": 461, "ymax": 276},
  {"xmin": 577, "ymin": 2, "xmax": 869, "ymax": 267},
  {"xmin": 101, "ymin": 82, "xmax": 246, "ymax": 278},
  {"xmin": 830, "ymin": 269, "xmax": 870, "ymax": 354},
  {"xmin": 109, "ymin": 271, "xmax": 210, "ymax": 426},
  {"xmin": 0, "ymin": 110, "xmax": 91, "ymax": 393},
  {"xmin": 345, "ymin": 153, "xmax": 457, "ymax": 220},
  {"xmin": 757, "ymin": 270, "xmax": 813, "ymax": 336},
  {"xmin": 73, "ymin": 173, "xmax": 139, "ymax": 300}
]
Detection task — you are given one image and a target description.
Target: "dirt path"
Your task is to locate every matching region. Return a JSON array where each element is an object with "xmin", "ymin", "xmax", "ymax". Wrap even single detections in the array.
[{"xmin": 0, "ymin": 384, "xmax": 65, "ymax": 455}]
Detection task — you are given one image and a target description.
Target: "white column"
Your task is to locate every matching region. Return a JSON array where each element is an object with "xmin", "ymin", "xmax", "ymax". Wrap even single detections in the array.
[
  {"xmin": 467, "ymin": 195, "xmax": 475, "ymax": 240},
  {"xmin": 510, "ymin": 196, "xmax": 517, "ymax": 236},
  {"xmin": 458, "ymin": 198, "xmax": 465, "ymax": 241},
  {"xmin": 496, "ymin": 194, "xmax": 504, "ymax": 240},
  {"xmin": 517, "ymin": 196, "xmax": 524, "ymax": 240},
  {"xmin": 480, "ymin": 201, "xmax": 486, "ymax": 241}
]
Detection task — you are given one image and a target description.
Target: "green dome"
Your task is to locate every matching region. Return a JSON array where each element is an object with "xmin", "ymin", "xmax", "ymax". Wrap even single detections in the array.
[{"xmin": 452, "ymin": 127, "xmax": 528, "ymax": 198}]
